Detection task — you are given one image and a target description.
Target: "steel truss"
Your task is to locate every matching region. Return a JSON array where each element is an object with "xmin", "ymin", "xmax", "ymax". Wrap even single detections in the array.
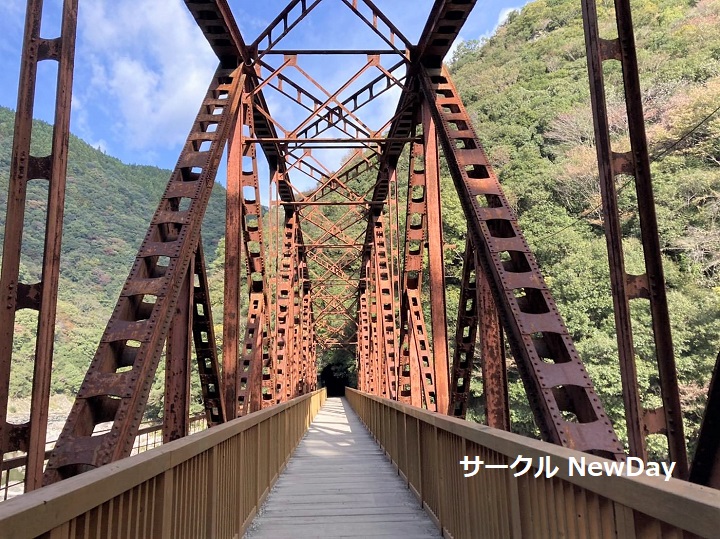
[
  {"xmin": 0, "ymin": 0, "xmax": 78, "ymax": 491},
  {"xmin": 581, "ymin": 0, "xmax": 688, "ymax": 477},
  {"xmin": 4, "ymin": 0, "xmax": 709, "ymax": 485},
  {"xmin": 43, "ymin": 66, "xmax": 243, "ymax": 484}
]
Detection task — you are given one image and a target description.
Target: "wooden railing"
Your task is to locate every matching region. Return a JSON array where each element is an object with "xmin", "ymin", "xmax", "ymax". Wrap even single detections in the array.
[
  {"xmin": 0, "ymin": 414, "xmax": 208, "ymax": 501},
  {"xmin": 347, "ymin": 388, "xmax": 720, "ymax": 539},
  {"xmin": 0, "ymin": 389, "xmax": 326, "ymax": 539}
]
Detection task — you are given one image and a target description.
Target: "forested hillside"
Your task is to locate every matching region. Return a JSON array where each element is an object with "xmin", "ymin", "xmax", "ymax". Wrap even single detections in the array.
[
  {"xmin": 0, "ymin": 106, "xmax": 226, "ymax": 403},
  {"xmin": 447, "ymin": 0, "xmax": 720, "ymax": 457}
]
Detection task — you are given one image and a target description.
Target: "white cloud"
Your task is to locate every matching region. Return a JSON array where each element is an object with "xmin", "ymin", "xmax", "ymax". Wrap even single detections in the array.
[
  {"xmin": 498, "ymin": 7, "xmax": 520, "ymax": 27},
  {"xmin": 92, "ymin": 139, "xmax": 109, "ymax": 153},
  {"xmin": 76, "ymin": 0, "xmax": 217, "ymax": 155}
]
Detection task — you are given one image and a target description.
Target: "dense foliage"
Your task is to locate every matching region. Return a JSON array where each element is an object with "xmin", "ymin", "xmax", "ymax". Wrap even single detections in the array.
[{"xmin": 447, "ymin": 0, "xmax": 720, "ymax": 458}]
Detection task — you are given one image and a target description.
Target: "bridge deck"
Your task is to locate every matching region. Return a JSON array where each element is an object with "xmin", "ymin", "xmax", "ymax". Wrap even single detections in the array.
[{"xmin": 245, "ymin": 397, "xmax": 439, "ymax": 538}]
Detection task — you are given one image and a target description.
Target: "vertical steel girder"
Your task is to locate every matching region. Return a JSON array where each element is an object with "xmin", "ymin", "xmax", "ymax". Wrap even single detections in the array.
[
  {"xmin": 420, "ymin": 66, "xmax": 624, "ymax": 459},
  {"xmin": 223, "ymin": 96, "xmax": 244, "ymax": 420},
  {"xmin": 357, "ymin": 286, "xmax": 372, "ymax": 393},
  {"xmin": 299, "ymin": 286, "xmax": 314, "ymax": 394},
  {"xmin": 276, "ymin": 211, "xmax": 300, "ymax": 402},
  {"xmin": 371, "ymin": 213, "xmax": 400, "ymax": 400},
  {"xmin": 366, "ymin": 256, "xmax": 387, "ymax": 398},
  {"xmin": 164, "ymin": 243, "xmax": 227, "ymax": 441},
  {"xmin": 163, "ymin": 255, "xmax": 193, "ymax": 443},
  {"xmin": 0, "ymin": 0, "xmax": 78, "ymax": 492},
  {"xmin": 43, "ymin": 67, "xmax": 243, "ymax": 484},
  {"xmin": 449, "ymin": 237, "xmax": 509, "ymax": 427},
  {"xmin": 581, "ymin": 0, "xmax": 688, "ymax": 477},
  {"xmin": 477, "ymin": 250, "xmax": 511, "ymax": 430},
  {"xmin": 398, "ymin": 125, "xmax": 427, "ymax": 406},
  {"xmin": 234, "ymin": 94, "xmax": 273, "ymax": 415},
  {"xmin": 450, "ymin": 237, "xmax": 480, "ymax": 418},
  {"xmin": 421, "ymin": 102, "xmax": 450, "ymax": 414},
  {"xmin": 397, "ymin": 115, "xmax": 448, "ymax": 412},
  {"xmin": 190, "ymin": 244, "xmax": 226, "ymax": 427}
]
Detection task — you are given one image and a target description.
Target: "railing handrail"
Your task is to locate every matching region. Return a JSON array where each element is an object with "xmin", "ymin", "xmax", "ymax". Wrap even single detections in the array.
[
  {"xmin": 0, "ymin": 413, "xmax": 207, "ymax": 474},
  {"xmin": 347, "ymin": 388, "xmax": 720, "ymax": 538},
  {"xmin": 0, "ymin": 390, "xmax": 325, "ymax": 538}
]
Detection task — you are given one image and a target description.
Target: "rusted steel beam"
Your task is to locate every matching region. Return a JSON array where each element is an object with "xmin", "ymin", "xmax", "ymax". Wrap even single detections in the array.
[
  {"xmin": 240, "ymin": 295, "xmax": 267, "ymax": 414},
  {"xmin": 164, "ymin": 258, "xmax": 193, "ymax": 443},
  {"xmin": 364, "ymin": 258, "xmax": 384, "ymax": 397},
  {"xmin": 190, "ymin": 244, "xmax": 226, "ymax": 427},
  {"xmin": 477, "ymin": 252, "xmax": 510, "ymax": 431},
  {"xmin": 406, "ymin": 290, "xmax": 436, "ymax": 409},
  {"xmin": 252, "ymin": 0, "xmax": 324, "ymax": 55},
  {"xmin": 0, "ymin": 0, "xmax": 77, "ymax": 492},
  {"xmin": 450, "ymin": 237, "xmax": 480, "ymax": 418},
  {"xmin": 370, "ymin": 213, "xmax": 400, "ymax": 400},
  {"xmin": 281, "ymin": 201, "xmax": 374, "ymax": 206},
  {"xmin": 185, "ymin": 0, "xmax": 288, "ymax": 180},
  {"xmin": 422, "ymin": 100, "xmax": 450, "ymax": 414},
  {"xmin": 358, "ymin": 290, "xmax": 371, "ymax": 392},
  {"xmin": 222, "ymin": 90, "xmax": 244, "ymax": 420},
  {"xmin": 265, "ymin": 49, "xmax": 404, "ymax": 55},
  {"xmin": 450, "ymin": 237, "xmax": 509, "ymax": 426},
  {"xmin": 420, "ymin": 65, "xmax": 624, "ymax": 459},
  {"xmin": 416, "ymin": 0, "xmax": 478, "ymax": 67},
  {"xmin": 246, "ymin": 137, "xmax": 416, "ymax": 144},
  {"xmin": 43, "ymin": 66, "xmax": 243, "ymax": 485},
  {"xmin": 398, "ymin": 120, "xmax": 436, "ymax": 409},
  {"xmin": 581, "ymin": 0, "xmax": 688, "ymax": 476},
  {"xmin": 276, "ymin": 212, "xmax": 299, "ymax": 403},
  {"xmin": 299, "ymin": 282, "xmax": 313, "ymax": 395},
  {"xmin": 338, "ymin": 0, "xmax": 413, "ymax": 56},
  {"xmin": 235, "ymin": 92, "xmax": 274, "ymax": 415}
]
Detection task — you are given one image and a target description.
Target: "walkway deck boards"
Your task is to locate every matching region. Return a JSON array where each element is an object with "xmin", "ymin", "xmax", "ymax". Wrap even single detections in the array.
[{"xmin": 245, "ymin": 397, "xmax": 439, "ymax": 538}]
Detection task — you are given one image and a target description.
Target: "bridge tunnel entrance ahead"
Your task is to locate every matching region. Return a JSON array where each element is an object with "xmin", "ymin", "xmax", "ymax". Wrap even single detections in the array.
[{"xmin": 320, "ymin": 364, "xmax": 350, "ymax": 397}]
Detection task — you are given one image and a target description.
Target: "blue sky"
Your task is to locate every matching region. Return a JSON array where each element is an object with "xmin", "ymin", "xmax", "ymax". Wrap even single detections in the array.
[{"xmin": 0, "ymin": 0, "xmax": 530, "ymax": 176}]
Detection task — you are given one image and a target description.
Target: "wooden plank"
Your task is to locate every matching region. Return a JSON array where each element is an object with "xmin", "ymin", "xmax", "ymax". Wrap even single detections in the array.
[{"xmin": 245, "ymin": 398, "xmax": 440, "ymax": 538}]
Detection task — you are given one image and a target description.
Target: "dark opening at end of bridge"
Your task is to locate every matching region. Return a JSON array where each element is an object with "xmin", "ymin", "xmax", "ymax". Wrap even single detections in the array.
[{"xmin": 320, "ymin": 363, "xmax": 351, "ymax": 397}]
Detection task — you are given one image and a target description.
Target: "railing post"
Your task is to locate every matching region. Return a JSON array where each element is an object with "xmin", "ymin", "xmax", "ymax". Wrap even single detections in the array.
[
  {"xmin": 159, "ymin": 469, "xmax": 175, "ymax": 539},
  {"xmin": 206, "ymin": 446, "xmax": 219, "ymax": 538}
]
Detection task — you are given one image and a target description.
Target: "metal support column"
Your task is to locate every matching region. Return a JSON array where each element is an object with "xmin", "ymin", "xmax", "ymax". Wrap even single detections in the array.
[
  {"xmin": 0, "ymin": 0, "xmax": 78, "ymax": 491},
  {"xmin": 581, "ymin": 0, "xmax": 688, "ymax": 476},
  {"xmin": 422, "ymin": 100, "xmax": 450, "ymax": 414},
  {"xmin": 164, "ymin": 257, "xmax": 193, "ymax": 443}
]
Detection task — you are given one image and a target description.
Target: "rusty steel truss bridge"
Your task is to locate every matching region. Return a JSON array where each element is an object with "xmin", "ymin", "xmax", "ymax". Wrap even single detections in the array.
[{"xmin": 1, "ymin": 0, "xmax": 720, "ymax": 531}]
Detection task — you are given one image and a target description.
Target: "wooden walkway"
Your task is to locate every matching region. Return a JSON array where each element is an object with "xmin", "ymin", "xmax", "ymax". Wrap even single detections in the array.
[{"xmin": 245, "ymin": 397, "xmax": 440, "ymax": 538}]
